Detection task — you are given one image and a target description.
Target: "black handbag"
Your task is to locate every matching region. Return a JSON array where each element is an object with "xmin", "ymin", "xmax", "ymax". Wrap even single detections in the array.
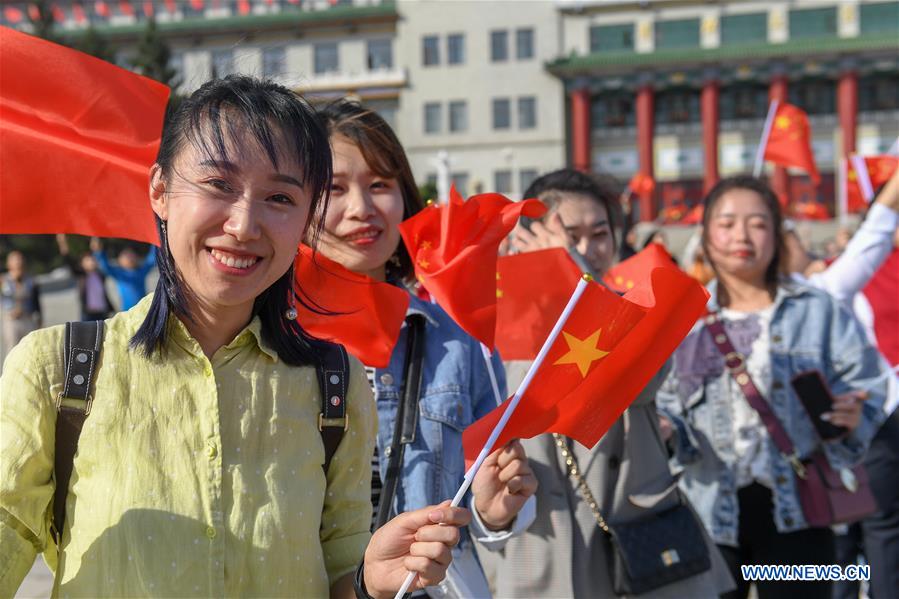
[{"xmin": 554, "ymin": 434, "xmax": 711, "ymax": 595}]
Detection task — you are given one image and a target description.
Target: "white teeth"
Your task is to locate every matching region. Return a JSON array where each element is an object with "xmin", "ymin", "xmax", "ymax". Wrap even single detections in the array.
[{"xmin": 210, "ymin": 249, "xmax": 258, "ymax": 270}]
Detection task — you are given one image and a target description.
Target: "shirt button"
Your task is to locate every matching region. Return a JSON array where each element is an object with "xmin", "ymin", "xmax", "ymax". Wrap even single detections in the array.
[
  {"xmin": 206, "ymin": 443, "xmax": 217, "ymax": 459},
  {"xmin": 380, "ymin": 373, "xmax": 394, "ymax": 386},
  {"xmin": 384, "ymin": 446, "xmax": 392, "ymax": 457},
  {"xmin": 203, "ymin": 364, "xmax": 213, "ymax": 377},
  {"xmin": 206, "ymin": 526, "xmax": 217, "ymax": 539}
]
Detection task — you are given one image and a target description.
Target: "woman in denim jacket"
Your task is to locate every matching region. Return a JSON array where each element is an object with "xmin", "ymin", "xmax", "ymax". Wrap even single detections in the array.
[
  {"xmin": 657, "ymin": 176, "xmax": 886, "ymax": 599},
  {"xmin": 315, "ymin": 100, "xmax": 538, "ymax": 598}
]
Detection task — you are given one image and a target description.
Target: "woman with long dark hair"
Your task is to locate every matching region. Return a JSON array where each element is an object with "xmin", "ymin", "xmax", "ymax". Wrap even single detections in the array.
[
  {"xmin": 657, "ymin": 175, "xmax": 887, "ymax": 599},
  {"xmin": 0, "ymin": 76, "xmax": 468, "ymax": 598}
]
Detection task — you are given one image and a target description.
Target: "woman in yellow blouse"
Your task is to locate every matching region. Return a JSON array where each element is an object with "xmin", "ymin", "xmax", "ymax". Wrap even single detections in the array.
[{"xmin": 0, "ymin": 76, "xmax": 468, "ymax": 598}]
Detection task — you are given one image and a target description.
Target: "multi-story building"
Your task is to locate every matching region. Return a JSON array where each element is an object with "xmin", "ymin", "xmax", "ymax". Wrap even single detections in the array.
[
  {"xmin": 4, "ymin": 0, "xmax": 897, "ymax": 220},
  {"xmin": 551, "ymin": 0, "xmax": 899, "ymax": 220}
]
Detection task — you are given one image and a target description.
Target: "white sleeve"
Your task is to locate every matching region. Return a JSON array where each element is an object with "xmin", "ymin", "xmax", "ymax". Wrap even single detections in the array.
[
  {"xmin": 807, "ymin": 203, "xmax": 899, "ymax": 303},
  {"xmin": 468, "ymin": 494, "xmax": 536, "ymax": 551}
]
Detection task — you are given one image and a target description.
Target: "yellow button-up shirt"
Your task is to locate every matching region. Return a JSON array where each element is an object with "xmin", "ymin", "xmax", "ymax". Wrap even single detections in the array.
[{"xmin": 0, "ymin": 296, "xmax": 376, "ymax": 598}]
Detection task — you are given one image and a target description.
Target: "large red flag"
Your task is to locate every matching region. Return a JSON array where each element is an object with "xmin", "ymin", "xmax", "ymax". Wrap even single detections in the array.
[
  {"xmin": 495, "ymin": 248, "xmax": 582, "ymax": 361},
  {"xmin": 0, "ymin": 27, "xmax": 169, "ymax": 244},
  {"xmin": 763, "ymin": 102, "xmax": 821, "ymax": 184},
  {"xmin": 463, "ymin": 265, "xmax": 709, "ymax": 460},
  {"xmin": 398, "ymin": 187, "xmax": 545, "ymax": 349},
  {"xmin": 294, "ymin": 245, "xmax": 409, "ymax": 368},
  {"xmin": 603, "ymin": 243, "xmax": 676, "ymax": 294}
]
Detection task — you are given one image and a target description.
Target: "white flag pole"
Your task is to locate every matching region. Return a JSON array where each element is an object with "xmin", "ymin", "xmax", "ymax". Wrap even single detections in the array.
[
  {"xmin": 837, "ymin": 157, "xmax": 849, "ymax": 226},
  {"xmin": 851, "ymin": 154, "xmax": 875, "ymax": 203},
  {"xmin": 394, "ymin": 275, "xmax": 592, "ymax": 599},
  {"xmin": 753, "ymin": 99, "xmax": 779, "ymax": 178},
  {"xmin": 480, "ymin": 343, "xmax": 505, "ymax": 407}
]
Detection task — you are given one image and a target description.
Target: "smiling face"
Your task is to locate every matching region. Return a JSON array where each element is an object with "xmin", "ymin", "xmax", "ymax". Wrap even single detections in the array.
[
  {"xmin": 549, "ymin": 192, "xmax": 615, "ymax": 277},
  {"xmin": 704, "ymin": 187, "xmax": 777, "ymax": 286},
  {"xmin": 149, "ymin": 120, "xmax": 312, "ymax": 319},
  {"xmin": 317, "ymin": 134, "xmax": 405, "ymax": 281}
]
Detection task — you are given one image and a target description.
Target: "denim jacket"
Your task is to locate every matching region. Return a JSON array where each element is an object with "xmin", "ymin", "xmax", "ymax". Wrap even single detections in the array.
[
  {"xmin": 657, "ymin": 279, "xmax": 886, "ymax": 546},
  {"xmin": 373, "ymin": 294, "xmax": 519, "ymax": 596}
]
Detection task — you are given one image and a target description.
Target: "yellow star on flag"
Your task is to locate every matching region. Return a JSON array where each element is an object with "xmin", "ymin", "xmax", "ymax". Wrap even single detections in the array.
[
  {"xmin": 775, "ymin": 115, "xmax": 792, "ymax": 129},
  {"xmin": 496, "ymin": 288, "xmax": 504, "ymax": 298},
  {"xmin": 420, "ymin": 240, "xmax": 432, "ymax": 250},
  {"xmin": 418, "ymin": 257, "xmax": 430, "ymax": 269},
  {"xmin": 553, "ymin": 328, "xmax": 610, "ymax": 377}
]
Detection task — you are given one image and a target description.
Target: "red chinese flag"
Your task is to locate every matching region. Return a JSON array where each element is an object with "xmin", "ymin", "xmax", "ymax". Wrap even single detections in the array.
[
  {"xmin": 793, "ymin": 201, "xmax": 829, "ymax": 221},
  {"xmin": 237, "ymin": 0, "xmax": 251, "ymax": 14},
  {"xmin": 863, "ymin": 250, "xmax": 899, "ymax": 366},
  {"xmin": 680, "ymin": 203, "xmax": 704, "ymax": 225},
  {"xmin": 495, "ymin": 248, "xmax": 582, "ymax": 361},
  {"xmin": 0, "ymin": 27, "xmax": 169, "ymax": 244},
  {"xmin": 94, "ymin": 0, "xmax": 110, "ymax": 17},
  {"xmin": 399, "ymin": 186, "xmax": 545, "ymax": 349},
  {"xmin": 463, "ymin": 265, "xmax": 710, "ymax": 459},
  {"xmin": 867, "ymin": 155, "xmax": 899, "ymax": 187},
  {"xmin": 846, "ymin": 160, "xmax": 867, "ymax": 213},
  {"xmin": 764, "ymin": 102, "xmax": 821, "ymax": 184},
  {"xmin": 627, "ymin": 172, "xmax": 655, "ymax": 196},
  {"xmin": 851, "ymin": 155, "xmax": 899, "ymax": 210},
  {"xmin": 603, "ymin": 243, "xmax": 676, "ymax": 294},
  {"xmin": 294, "ymin": 245, "xmax": 409, "ymax": 368},
  {"xmin": 4, "ymin": 6, "xmax": 24, "ymax": 22}
]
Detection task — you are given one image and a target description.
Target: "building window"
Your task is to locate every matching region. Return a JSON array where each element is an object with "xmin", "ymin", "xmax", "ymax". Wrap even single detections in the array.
[
  {"xmin": 789, "ymin": 79, "xmax": 836, "ymax": 115},
  {"xmin": 447, "ymin": 33, "xmax": 465, "ymax": 65},
  {"xmin": 424, "ymin": 102, "xmax": 442, "ymax": 134},
  {"xmin": 490, "ymin": 30, "xmax": 508, "ymax": 62},
  {"xmin": 449, "ymin": 101, "xmax": 468, "ymax": 132},
  {"xmin": 654, "ymin": 18, "xmax": 700, "ymax": 50},
  {"xmin": 519, "ymin": 169, "xmax": 538, "ymax": 194},
  {"xmin": 367, "ymin": 39, "xmax": 392, "ymax": 70},
  {"xmin": 589, "ymin": 23, "xmax": 634, "ymax": 53},
  {"xmin": 262, "ymin": 47, "xmax": 285, "ymax": 78},
  {"xmin": 789, "ymin": 7, "xmax": 837, "ymax": 39},
  {"xmin": 860, "ymin": 2, "xmax": 899, "ymax": 35},
  {"xmin": 655, "ymin": 88, "xmax": 700, "ymax": 125},
  {"xmin": 492, "ymin": 98, "xmax": 511, "ymax": 130},
  {"xmin": 314, "ymin": 42, "xmax": 339, "ymax": 74},
  {"xmin": 518, "ymin": 96, "xmax": 537, "ymax": 129},
  {"xmin": 515, "ymin": 28, "xmax": 534, "ymax": 59},
  {"xmin": 719, "ymin": 84, "xmax": 768, "ymax": 120},
  {"xmin": 422, "ymin": 35, "xmax": 439, "ymax": 66},
  {"xmin": 451, "ymin": 172, "xmax": 469, "ymax": 197},
  {"xmin": 494, "ymin": 170, "xmax": 512, "ymax": 194},
  {"xmin": 720, "ymin": 13, "xmax": 767, "ymax": 45},
  {"xmin": 211, "ymin": 49, "xmax": 234, "ymax": 77},
  {"xmin": 591, "ymin": 93, "xmax": 635, "ymax": 128},
  {"xmin": 859, "ymin": 74, "xmax": 899, "ymax": 112}
]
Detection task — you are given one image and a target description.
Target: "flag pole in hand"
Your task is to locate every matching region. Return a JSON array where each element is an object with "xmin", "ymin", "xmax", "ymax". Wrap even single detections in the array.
[
  {"xmin": 394, "ymin": 275, "xmax": 592, "ymax": 599},
  {"xmin": 753, "ymin": 99, "xmax": 779, "ymax": 178}
]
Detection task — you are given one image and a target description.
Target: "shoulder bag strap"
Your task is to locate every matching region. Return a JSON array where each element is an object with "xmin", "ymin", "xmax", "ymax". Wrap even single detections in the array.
[
  {"xmin": 374, "ymin": 314, "xmax": 426, "ymax": 530},
  {"xmin": 53, "ymin": 320, "xmax": 104, "ymax": 543},
  {"xmin": 316, "ymin": 341, "xmax": 350, "ymax": 475},
  {"xmin": 705, "ymin": 314, "xmax": 807, "ymax": 473}
]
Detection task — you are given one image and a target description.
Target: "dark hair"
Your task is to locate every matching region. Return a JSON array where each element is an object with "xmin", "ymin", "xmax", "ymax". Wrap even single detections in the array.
[
  {"xmin": 522, "ymin": 169, "xmax": 621, "ymax": 251},
  {"xmin": 701, "ymin": 175, "xmax": 786, "ymax": 305},
  {"xmin": 131, "ymin": 75, "xmax": 332, "ymax": 366},
  {"xmin": 317, "ymin": 99, "xmax": 425, "ymax": 283}
]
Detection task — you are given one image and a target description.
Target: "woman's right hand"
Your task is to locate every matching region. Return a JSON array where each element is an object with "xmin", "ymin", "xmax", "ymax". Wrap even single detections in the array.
[{"xmin": 362, "ymin": 501, "xmax": 470, "ymax": 598}]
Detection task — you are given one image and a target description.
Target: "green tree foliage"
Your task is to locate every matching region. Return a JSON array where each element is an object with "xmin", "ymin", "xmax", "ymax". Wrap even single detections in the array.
[{"xmin": 131, "ymin": 18, "xmax": 179, "ymax": 89}]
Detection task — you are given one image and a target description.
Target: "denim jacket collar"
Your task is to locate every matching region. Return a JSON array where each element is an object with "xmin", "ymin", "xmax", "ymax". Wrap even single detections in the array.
[
  {"xmin": 705, "ymin": 277, "xmax": 812, "ymax": 314},
  {"xmin": 403, "ymin": 292, "xmax": 441, "ymax": 328}
]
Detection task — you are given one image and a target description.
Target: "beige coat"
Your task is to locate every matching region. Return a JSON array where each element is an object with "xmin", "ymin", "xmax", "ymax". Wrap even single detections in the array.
[{"xmin": 477, "ymin": 361, "xmax": 734, "ymax": 598}]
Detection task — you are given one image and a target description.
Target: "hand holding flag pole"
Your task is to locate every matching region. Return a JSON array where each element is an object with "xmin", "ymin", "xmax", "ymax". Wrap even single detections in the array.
[{"xmin": 394, "ymin": 275, "xmax": 592, "ymax": 599}]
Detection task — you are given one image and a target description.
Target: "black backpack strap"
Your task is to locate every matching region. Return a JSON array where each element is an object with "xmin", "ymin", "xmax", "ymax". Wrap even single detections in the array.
[
  {"xmin": 374, "ymin": 314, "xmax": 426, "ymax": 530},
  {"xmin": 316, "ymin": 341, "xmax": 350, "ymax": 474},
  {"xmin": 52, "ymin": 320, "xmax": 104, "ymax": 544}
]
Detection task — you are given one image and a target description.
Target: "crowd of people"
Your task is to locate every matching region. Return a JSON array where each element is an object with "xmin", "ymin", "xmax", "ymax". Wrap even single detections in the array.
[{"xmin": 0, "ymin": 75, "xmax": 896, "ymax": 598}]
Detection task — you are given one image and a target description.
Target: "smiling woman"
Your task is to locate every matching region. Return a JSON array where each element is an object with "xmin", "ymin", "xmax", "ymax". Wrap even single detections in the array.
[{"xmin": 0, "ymin": 76, "xmax": 470, "ymax": 599}]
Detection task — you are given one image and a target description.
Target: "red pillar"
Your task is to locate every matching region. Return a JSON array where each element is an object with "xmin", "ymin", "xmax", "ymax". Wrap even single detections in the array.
[
  {"xmin": 768, "ymin": 76, "xmax": 790, "ymax": 203},
  {"xmin": 838, "ymin": 70, "xmax": 858, "ymax": 157},
  {"xmin": 636, "ymin": 85, "xmax": 656, "ymax": 221},
  {"xmin": 701, "ymin": 80, "xmax": 720, "ymax": 194},
  {"xmin": 571, "ymin": 88, "xmax": 591, "ymax": 173}
]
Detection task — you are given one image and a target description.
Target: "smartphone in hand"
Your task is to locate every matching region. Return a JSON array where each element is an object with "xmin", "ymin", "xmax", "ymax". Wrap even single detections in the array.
[{"xmin": 790, "ymin": 370, "xmax": 847, "ymax": 440}]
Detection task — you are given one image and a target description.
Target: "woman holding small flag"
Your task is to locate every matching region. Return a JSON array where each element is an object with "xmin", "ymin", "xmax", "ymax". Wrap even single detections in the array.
[
  {"xmin": 314, "ymin": 100, "xmax": 538, "ymax": 598},
  {"xmin": 482, "ymin": 169, "xmax": 732, "ymax": 598},
  {"xmin": 0, "ymin": 76, "xmax": 468, "ymax": 598},
  {"xmin": 657, "ymin": 175, "xmax": 887, "ymax": 599}
]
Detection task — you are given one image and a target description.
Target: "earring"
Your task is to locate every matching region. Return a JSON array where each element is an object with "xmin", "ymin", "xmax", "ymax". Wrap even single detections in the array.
[
  {"xmin": 285, "ymin": 291, "xmax": 298, "ymax": 321},
  {"xmin": 160, "ymin": 221, "xmax": 166, "ymax": 234}
]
